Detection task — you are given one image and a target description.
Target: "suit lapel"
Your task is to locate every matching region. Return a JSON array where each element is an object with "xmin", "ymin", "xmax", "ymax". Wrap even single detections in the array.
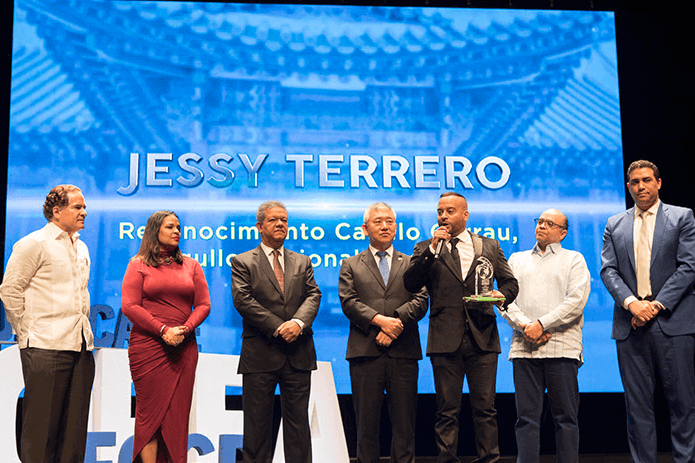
[
  {"xmin": 465, "ymin": 234, "xmax": 484, "ymax": 282},
  {"xmin": 256, "ymin": 245, "xmax": 283, "ymax": 296},
  {"xmin": 387, "ymin": 251, "xmax": 405, "ymax": 290},
  {"xmin": 651, "ymin": 203, "xmax": 666, "ymax": 269},
  {"xmin": 361, "ymin": 250, "xmax": 386, "ymax": 289},
  {"xmin": 281, "ymin": 250, "xmax": 295, "ymax": 298},
  {"xmin": 623, "ymin": 208, "xmax": 637, "ymax": 273}
]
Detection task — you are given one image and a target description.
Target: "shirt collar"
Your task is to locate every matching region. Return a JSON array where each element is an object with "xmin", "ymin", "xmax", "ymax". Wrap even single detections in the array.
[
  {"xmin": 46, "ymin": 221, "xmax": 79, "ymax": 241},
  {"xmin": 636, "ymin": 199, "xmax": 660, "ymax": 216},
  {"xmin": 369, "ymin": 245, "xmax": 394, "ymax": 257},
  {"xmin": 260, "ymin": 242, "xmax": 284, "ymax": 257},
  {"xmin": 453, "ymin": 230, "xmax": 471, "ymax": 244},
  {"xmin": 532, "ymin": 241, "xmax": 562, "ymax": 256}
]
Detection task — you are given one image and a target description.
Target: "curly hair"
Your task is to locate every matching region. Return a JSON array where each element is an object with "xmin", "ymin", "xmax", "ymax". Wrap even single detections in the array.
[
  {"xmin": 43, "ymin": 185, "xmax": 82, "ymax": 221},
  {"xmin": 134, "ymin": 210, "xmax": 184, "ymax": 267}
]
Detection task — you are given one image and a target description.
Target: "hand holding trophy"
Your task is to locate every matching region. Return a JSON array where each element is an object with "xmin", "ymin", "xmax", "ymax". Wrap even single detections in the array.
[{"xmin": 463, "ymin": 256, "xmax": 506, "ymax": 306}]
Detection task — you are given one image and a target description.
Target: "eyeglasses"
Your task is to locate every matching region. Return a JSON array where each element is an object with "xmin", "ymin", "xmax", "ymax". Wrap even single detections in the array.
[{"xmin": 534, "ymin": 218, "xmax": 567, "ymax": 229}]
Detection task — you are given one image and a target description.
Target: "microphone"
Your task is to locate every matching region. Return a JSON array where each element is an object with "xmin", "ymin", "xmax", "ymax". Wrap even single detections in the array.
[
  {"xmin": 433, "ymin": 226, "xmax": 449, "ymax": 259},
  {"xmin": 433, "ymin": 238, "xmax": 445, "ymax": 259}
]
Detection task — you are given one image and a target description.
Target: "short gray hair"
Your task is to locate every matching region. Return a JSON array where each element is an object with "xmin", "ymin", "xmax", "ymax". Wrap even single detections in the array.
[
  {"xmin": 363, "ymin": 202, "xmax": 396, "ymax": 224},
  {"xmin": 256, "ymin": 201, "xmax": 286, "ymax": 223}
]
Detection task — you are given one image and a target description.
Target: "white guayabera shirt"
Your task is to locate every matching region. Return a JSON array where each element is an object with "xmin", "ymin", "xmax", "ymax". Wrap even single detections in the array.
[{"xmin": 0, "ymin": 222, "xmax": 94, "ymax": 351}]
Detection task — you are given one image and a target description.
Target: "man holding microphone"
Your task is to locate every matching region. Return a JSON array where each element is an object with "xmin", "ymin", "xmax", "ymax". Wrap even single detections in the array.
[{"xmin": 404, "ymin": 192, "xmax": 518, "ymax": 463}]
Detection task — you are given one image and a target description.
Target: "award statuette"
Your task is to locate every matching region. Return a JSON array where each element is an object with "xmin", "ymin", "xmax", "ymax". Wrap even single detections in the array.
[{"xmin": 463, "ymin": 256, "xmax": 506, "ymax": 302}]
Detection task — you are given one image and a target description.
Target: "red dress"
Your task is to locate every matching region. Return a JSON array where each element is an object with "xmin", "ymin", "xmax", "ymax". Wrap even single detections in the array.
[{"xmin": 122, "ymin": 256, "xmax": 211, "ymax": 463}]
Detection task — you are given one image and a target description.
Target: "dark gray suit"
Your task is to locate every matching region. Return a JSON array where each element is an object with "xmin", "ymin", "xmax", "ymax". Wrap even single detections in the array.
[
  {"xmin": 232, "ymin": 245, "xmax": 321, "ymax": 463},
  {"xmin": 339, "ymin": 248, "xmax": 428, "ymax": 463}
]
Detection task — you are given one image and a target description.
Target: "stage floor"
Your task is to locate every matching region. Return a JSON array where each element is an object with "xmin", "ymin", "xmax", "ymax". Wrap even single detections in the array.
[{"xmin": 362, "ymin": 455, "xmax": 674, "ymax": 463}]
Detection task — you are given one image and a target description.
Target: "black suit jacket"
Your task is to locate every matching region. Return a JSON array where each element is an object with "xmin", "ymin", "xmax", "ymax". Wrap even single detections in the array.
[
  {"xmin": 339, "ymin": 249, "xmax": 428, "ymax": 360},
  {"xmin": 232, "ymin": 245, "xmax": 321, "ymax": 374},
  {"xmin": 404, "ymin": 234, "xmax": 518, "ymax": 355}
]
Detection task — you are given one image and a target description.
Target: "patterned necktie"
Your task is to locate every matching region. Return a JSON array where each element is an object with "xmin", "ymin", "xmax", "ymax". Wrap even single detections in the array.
[
  {"xmin": 376, "ymin": 251, "xmax": 389, "ymax": 286},
  {"xmin": 273, "ymin": 249, "xmax": 284, "ymax": 292},
  {"xmin": 636, "ymin": 210, "xmax": 651, "ymax": 298}
]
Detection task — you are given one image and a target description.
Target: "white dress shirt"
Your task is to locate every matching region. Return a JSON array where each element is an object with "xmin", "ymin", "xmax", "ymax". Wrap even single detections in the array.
[
  {"xmin": 0, "ymin": 222, "xmax": 93, "ymax": 351},
  {"xmin": 453, "ymin": 230, "xmax": 475, "ymax": 277},
  {"xmin": 429, "ymin": 230, "xmax": 475, "ymax": 276},
  {"xmin": 501, "ymin": 242, "xmax": 591, "ymax": 363}
]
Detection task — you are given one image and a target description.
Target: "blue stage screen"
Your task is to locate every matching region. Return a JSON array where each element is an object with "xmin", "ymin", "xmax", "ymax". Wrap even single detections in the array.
[{"xmin": 5, "ymin": 0, "xmax": 625, "ymax": 393}]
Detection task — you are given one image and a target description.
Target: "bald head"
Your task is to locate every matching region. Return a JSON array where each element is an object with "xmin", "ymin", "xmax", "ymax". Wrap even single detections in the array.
[{"xmin": 535, "ymin": 209, "xmax": 568, "ymax": 251}]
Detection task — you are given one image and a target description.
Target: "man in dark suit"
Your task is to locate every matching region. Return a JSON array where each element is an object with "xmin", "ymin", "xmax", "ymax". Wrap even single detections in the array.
[
  {"xmin": 600, "ymin": 160, "xmax": 695, "ymax": 463},
  {"xmin": 404, "ymin": 192, "xmax": 518, "ymax": 463},
  {"xmin": 339, "ymin": 202, "xmax": 429, "ymax": 463},
  {"xmin": 232, "ymin": 200, "xmax": 322, "ymax": 463}
]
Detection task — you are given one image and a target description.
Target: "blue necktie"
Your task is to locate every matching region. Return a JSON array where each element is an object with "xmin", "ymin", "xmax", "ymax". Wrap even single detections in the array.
[{"xmin": 376, "ymin": 251, "xmax": 389, "ymax": 286}]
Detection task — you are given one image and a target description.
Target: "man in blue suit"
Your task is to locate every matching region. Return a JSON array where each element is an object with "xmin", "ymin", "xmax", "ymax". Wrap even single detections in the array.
[{"xmin": 601, "ymin": 160, "xmax": 695, "ymax": 463}]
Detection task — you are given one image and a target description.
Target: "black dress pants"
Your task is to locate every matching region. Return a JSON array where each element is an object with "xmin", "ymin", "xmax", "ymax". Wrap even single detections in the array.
[
  {"xmin": 19, "ymin": 343, "xmax": 95, "ymax": 463},
  {"xmin": 430, "ymin": 332, "xmax": 499, "ymax": 463}
]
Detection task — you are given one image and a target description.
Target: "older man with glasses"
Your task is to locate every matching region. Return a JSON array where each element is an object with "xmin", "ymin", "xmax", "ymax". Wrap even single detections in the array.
[{"xmin": 499, "ymin": 208, "xmax": 591, "ymax": 463}]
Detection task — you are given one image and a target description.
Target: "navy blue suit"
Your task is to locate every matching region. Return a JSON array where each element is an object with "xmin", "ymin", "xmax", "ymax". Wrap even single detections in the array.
[{"xmin": 601, "ymin": 202, "xmax": 695, "ymax": 463}]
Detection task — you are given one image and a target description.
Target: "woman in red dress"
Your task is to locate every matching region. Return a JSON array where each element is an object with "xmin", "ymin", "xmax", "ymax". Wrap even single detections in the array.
[{"xmin": 122, "ymin": 210, "xmax": 211, "ymax": 463}]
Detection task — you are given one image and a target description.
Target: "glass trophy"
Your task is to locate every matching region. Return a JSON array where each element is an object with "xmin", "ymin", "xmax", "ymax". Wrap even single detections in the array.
[{"xmin": 463, "ymin": 256, "xmax": 506, "ymax": 302}]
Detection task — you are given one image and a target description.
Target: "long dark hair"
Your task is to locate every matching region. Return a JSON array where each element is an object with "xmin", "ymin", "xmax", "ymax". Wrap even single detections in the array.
[{"xmin": 134, "ymin": 210, "xmax": 184, "ymax": 267}]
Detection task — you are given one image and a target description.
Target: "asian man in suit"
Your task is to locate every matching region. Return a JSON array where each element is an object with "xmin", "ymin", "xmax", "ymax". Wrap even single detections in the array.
[
  {"xmin": 232, "ymin": 200, "xmax": 322, "ymax": 463},
  {"xmin": 404, "ymin": 192, "xmax": 518, "ymax": 463},
  {"xmin": 600, "ymin": 160, "xmax": 695, "ymax": 463},
  {"xmin": 339, "ymin": 202, "xmax": 429, "ymax": 463}
]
